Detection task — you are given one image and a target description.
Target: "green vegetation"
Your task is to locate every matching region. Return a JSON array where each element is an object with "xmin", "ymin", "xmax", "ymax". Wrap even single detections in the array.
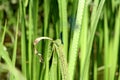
[{"xmin": 0, "ymin": 0, "xmax": 120, "ymax": 80}]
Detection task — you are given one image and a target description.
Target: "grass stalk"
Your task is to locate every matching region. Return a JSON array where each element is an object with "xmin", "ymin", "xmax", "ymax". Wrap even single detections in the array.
[
  {"xmin": 19, "ymin": 0, "xmax": 27, "ymax": 78},
  {"xmin": 104, "ymin": 5, "xmax": 109, "ymax": 80},
  {"xmin": 0, "ymin": 44, "xmax": 26, "ymax": 80},
  {"xmin": 0, "ymin": 0, "xmax": 120, "ymax": 80},
  {"xmin": 81, "ymin": 0, "xmax": 105, "ymax": 80},
  {"xmin": 10, "ymin": 14, "xmax": 19, "ymax": 80},
  {"xmin": 32, "ymin": 0, "xmax": 39, "ymax": 80},
  {"xmin": 80, "ymin": 2, "xmax": 88, "ymax": 80},
  {"xmin": 68, "ymin": 0, "xmax": 86, "ymax": 80},
  {"xmin": 43, "ymin": 0, "xmax": 51, "ymax": 80},
  {"xmin": 57, "ymin": 0, "xmax": 68, "ymax": 58},
  {"xmin": 1, "ymin": 22, "xmax": 7, "ymax": 44},
  {"xmin": 109, "ymin": 6, "xmax": 120, "ymax": 80}
]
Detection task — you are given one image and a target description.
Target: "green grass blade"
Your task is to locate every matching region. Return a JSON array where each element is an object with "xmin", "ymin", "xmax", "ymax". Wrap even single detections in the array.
[
  {"xmin": 44, "ymin": 41, "xmax": 51, "ymax": 80},
  {"xmin": 44, "ymin": 0, "xmax": 50, "ymax": 36},
  {"xmin": 1, "ymin": 22, "xmax": 7, "ymax": 44},
  {"xmin": 0, "ymin": 44, "xmax": 26, "ymax": 80},
  {"xmin": 43, "ymin": 0, "xmax": 51, "ymax": 80},
  {"xmin": 80, "ymin": 2, "xmax": 88, "ymax": 80},
  {"xmin": 32, "ymin": 0, "xmax": 39, "ymax": 80},
  {"xmin": 109, "ymin": 6, "xmax": 120, "ymax": 80},
  {"xmin": 49, "ymin": 52, "xmax": 58, "ymax": 80},
  {"xmin": 94, "ymin": 60, "xmax": 97, "ymax": 80},
  {"xmin": 104, "ymin": 5, "xmax": 109, "ymax": 80},
  {"xmin": 12, "ymin": 15, "xmax": 19, "ymax": 66},
  {"xmin": 68, "ymin": 0, "xmax": 86, "ymax": 80},
  {"xmin": 0, "ymin": 21, "xmax": 7, "ymax": 62},
  {"xmin": 28, "ymin": 0, "xmax": 34, "ymax": 79},
  {"xmin": 90, "ymin": 0, "xmax": 99, "ymax": 30},
  {"xmin": 10, "ymin": 14, "xmax": 19, "ymax": 80},
  {"xmin": 81, "ymin": 0, "xmax": 105, "ymax": 80},
  {"xmin": 57, "ymin": 0, "xmax": 68, "ymax": 58},
  {"xmin": 19, "ymin": 0, "xmax": 27, "ymax": 78}
]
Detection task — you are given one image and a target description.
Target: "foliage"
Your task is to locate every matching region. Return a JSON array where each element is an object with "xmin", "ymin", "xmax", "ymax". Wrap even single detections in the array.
[{"xmin": 0, "ymin": 0, "xmax": 120, "ymax": 80}]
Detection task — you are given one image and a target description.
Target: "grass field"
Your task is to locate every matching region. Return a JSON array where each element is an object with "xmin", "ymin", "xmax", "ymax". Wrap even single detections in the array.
[{"xmin": 0, "ymin": 0, "xmax": 120, "ymax": 80}]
